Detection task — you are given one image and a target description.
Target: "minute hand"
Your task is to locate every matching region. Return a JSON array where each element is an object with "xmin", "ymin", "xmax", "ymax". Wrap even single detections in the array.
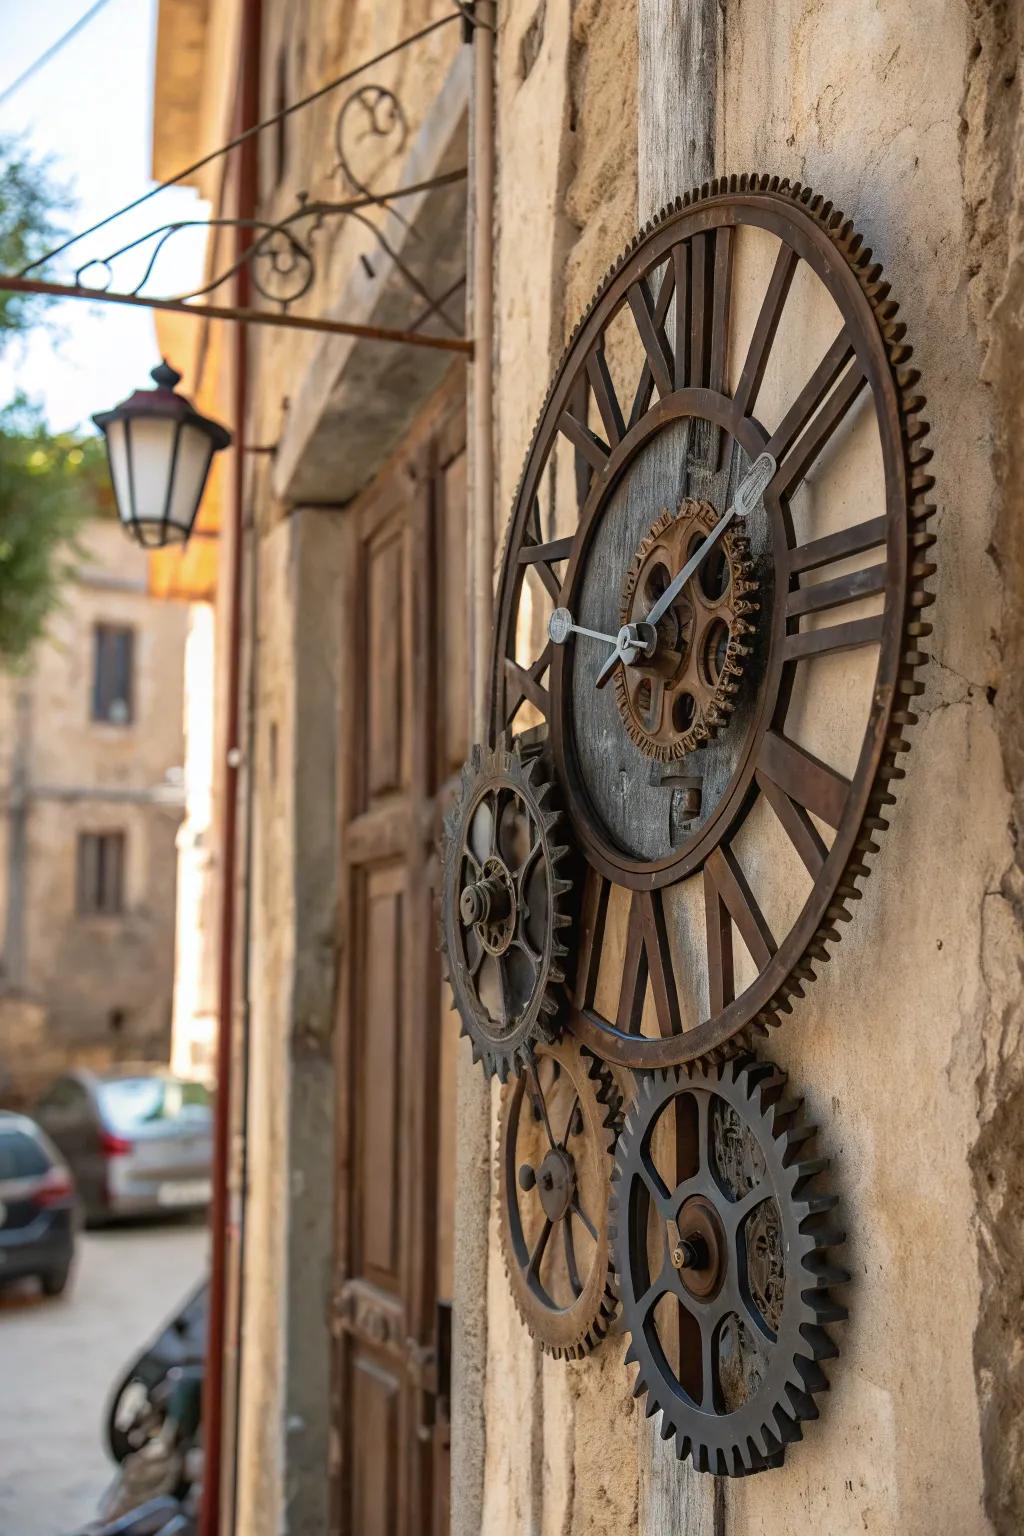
[
  {"xmin": 594, "ymin": 451, "xmax": 776, "ymax": 690},
  {"xmin": 646, "ymin": 451, "xmax": 776, "ymax": 628}
]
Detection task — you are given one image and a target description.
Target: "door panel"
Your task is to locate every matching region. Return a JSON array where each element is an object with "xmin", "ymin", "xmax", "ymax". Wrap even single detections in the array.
[
  {"xmin": 349, "ymin": 1349, "xmax": 400, "ymax": 1536},
  {"xmin": 356, "ymin": 864, "xmax": 404, "ymax": 1282},
  {"xmin": 333, "ymin": 381, "xmax": 466, "ymax": 1536}
]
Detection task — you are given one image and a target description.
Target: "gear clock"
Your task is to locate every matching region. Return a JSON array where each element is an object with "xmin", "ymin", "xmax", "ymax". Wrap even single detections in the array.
[
  {"xmin": 437, "ymin": 173, "xmax": 935, "ymax": 1475},
  {"xmin": 487, "ymin": 174, "xmax": 934, "ymax": 1067}
]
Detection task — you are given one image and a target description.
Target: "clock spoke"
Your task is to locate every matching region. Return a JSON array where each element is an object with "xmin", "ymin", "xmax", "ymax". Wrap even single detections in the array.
[
  {"xmin": 704, "ymin": 845, "xmax": 777, "ymax": 1015},
  {"xmin": 733, "ymin": 241, "xmax": 800, "ymax": 419},
  {"xmin": 504, "ymin": 648, "xmax": 551, "ymax": 729},
  {"xmin": 787, "ymin": 561, "xmax": 887, "ymax": 620},
  {"xmin": 781, "ymin": 613, "xmax": 884, "ymax": 663},
  {"xmin": 616, "ymin": 889, "xmax": 683, "ymax": 1038},
  {"xmin": 766, "ymin": 328, "xmax": 867, "ymax": 498},
  {"xmin": 683, "ymin": 225, "xmax": 734, "ymax": 469},
  {"xmin": 708, "ymin": 225, "xmax": 734, "ymax": 398},
  {"xmin": 626, "ymin": 275, "xmax": 675, "ymax": 403},
  {"xmin": 517, "ymin": 519, "xmax": 574, "ymax": 608},
  {"xmin": 630, "ymin": 256, "xmax": 677, "ymax": 427},
  {"xmin": 586, "ymin": 343, "xmax": 627, "ymax": 449},
  {"xmin": 756, "ymin": 730, "xmax": 850, "ymax": 831},
  {"xmin": 789, "ymin": 514, "xmax": 887, "ymax": 575},
  {"xmin": 573, "ymin": 868, "xmax": 611, "ymax": 1011},
  {"xmin": 557, "ymin": 407, "xmax": 611, "ymax": 474}
]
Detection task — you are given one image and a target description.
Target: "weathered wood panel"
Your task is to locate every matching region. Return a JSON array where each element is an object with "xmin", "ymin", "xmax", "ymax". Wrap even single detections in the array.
[{"xmin": 637, "ymin": 3, "xmax": 723, "ymax": 1533}]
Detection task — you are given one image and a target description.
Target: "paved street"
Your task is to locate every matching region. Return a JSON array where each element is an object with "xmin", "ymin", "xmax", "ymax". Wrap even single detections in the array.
[{"xmin": 0, "ymin": 1220, "xmax": 207, "ymax": 1536}]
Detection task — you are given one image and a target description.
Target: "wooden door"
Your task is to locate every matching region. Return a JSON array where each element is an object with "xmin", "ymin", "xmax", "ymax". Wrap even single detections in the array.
[{"xmin": 331, "ymin": 381, "xmax": 467, "ymax": 1536}]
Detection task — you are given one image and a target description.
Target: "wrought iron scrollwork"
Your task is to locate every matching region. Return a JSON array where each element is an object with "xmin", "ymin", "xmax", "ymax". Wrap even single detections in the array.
[{"xmin": 71, "ymin": 79, "xmax": 466, "ymax": 328}]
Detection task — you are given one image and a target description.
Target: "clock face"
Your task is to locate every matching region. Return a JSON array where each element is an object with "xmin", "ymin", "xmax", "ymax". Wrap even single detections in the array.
[{"xmin": 489, "ymin": 175, "xmax": 934, "ymax": 1065}]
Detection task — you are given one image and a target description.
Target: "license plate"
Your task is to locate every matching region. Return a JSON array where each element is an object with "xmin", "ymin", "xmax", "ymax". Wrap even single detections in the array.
[{"xmin": 157, "ymin": 1179, "xmax": 211, "ymax": 1208}]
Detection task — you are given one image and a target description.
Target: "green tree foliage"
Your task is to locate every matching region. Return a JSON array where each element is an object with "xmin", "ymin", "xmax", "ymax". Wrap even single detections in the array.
[
  {"xmin": 0, "ymin": 136, "xmax": 65, "ymax": 348},
  {"xmin": 0, "ymin": 401, "xmax": 113, "ymax": 665},
  {"xmin": 0, "ymin": 139, "xmax": 106, "ymax": 668}
]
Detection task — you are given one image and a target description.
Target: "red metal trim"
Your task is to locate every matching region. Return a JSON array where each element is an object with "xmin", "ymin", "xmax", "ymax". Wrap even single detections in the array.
[
  {"xmin": 0, "ymin": 273, "xmax": 473, "ymax": 354},
  {"xmin": 199, "ymin": 3, "xmax": 261, "ymax": 1532}
]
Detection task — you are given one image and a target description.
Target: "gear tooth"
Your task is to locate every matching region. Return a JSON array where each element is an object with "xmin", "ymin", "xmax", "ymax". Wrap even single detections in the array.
[
  {"xmin": 800, "ymin": 1323, "xmax": 839, "ymax": 1360},
  {"xmin": 805, "ymin": 1293, "xmax": 848, "ymax": 1325},
  {"xmin": 793, "ymin": 1354, "xmax": 828, "ymax": 1393}
]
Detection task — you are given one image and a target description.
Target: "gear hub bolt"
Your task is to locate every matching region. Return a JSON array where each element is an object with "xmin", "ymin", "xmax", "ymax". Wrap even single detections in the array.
[
  {"xmin": 671, "ymin": 1234, "xmax": 708, "ymax": 1271},
  {"xmin": 460, "ymin": 874, "xmax": 512, "ymax": 927}
]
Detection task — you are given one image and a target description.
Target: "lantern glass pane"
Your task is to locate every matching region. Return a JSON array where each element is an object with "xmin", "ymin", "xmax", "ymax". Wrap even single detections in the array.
[
  {"xmin": 166, "ymin": 422, "xmax": 216, "ymax": 537},
  {"xmin": 126, "ymin": 416, "xmax": 178, "ymax": 531},
  {"xmin": 105, "ymin": 419, "xmax": 134, "ymax": 528}
]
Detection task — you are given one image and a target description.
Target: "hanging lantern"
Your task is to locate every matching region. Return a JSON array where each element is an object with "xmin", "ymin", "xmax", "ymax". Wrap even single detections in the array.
[{"xmin": 92, "ymin": 361, "xmax": 232, "ymax": 549}]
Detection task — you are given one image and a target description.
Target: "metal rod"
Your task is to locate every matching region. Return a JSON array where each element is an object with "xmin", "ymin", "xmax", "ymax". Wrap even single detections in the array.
[
  {"xmin": 0, "ymin": 273, "xmax": 474, "ymax": 354},
  {"xmin": 20, "ymin": 10, "xmax": 462, "ymax": 277}
]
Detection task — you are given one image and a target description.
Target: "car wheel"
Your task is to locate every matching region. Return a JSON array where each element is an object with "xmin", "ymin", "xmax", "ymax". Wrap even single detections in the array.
[{"xmin": 40, "ymin": 1265, "xmax": 71, "ymax": 1298}]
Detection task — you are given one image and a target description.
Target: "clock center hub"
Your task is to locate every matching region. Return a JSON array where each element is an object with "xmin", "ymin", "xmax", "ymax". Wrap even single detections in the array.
[
  {"xmin": 461, "ymin": 855, "xmax": 517, "ymax": 956},
  {"xmin": 613, "ymin": 498, "xmax": 758, "ymax": 762},
  {"xmin": 669, "ymin": 1195, "xmax": 726, "ymax": 1300},
  {"xmin": 534, "ymin": 1147, "xmax": 576, "ymax": 1222}
]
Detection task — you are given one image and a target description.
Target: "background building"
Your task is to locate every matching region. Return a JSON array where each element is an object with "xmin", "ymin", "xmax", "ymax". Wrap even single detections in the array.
[
  {"xmin": 147, "ymin": 3, "xmax": 1024, "ymax": 1535},
  {"xmin": 0, "ymin": 517, "xmax": 188, "ymax": 1103}
]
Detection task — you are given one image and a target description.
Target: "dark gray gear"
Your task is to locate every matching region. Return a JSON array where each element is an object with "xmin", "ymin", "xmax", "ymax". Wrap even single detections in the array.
[
  {"xmin": 498, "ymin": 1037, "xmax": 621, "ymax": 1359},
  {"xmin": 611, "ymin": 1055, "xmax": 847, "ymax": 1476},
  {"xmin": 440, "ymin": 740, "xmax": 573, "ymax": 1080}
]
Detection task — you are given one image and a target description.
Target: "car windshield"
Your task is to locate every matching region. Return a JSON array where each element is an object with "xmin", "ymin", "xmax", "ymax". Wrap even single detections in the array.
[
  {"xmin": 0, "ymin": 1129, "xmax": 49, "ymax": 1180},
  {"xmin": 99, "ymin": 1077, "xmax": 211, "ymax": 1132}
]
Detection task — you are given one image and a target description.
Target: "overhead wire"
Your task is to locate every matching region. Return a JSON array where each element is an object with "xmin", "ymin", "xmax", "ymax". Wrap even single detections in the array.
[
  {"xmin": 20, "ymin": 9, "xmax": 466, "ymax": 278},
  {"xmin": 0, "ymin": 0, "xmax": 116, "ymax": 112}
]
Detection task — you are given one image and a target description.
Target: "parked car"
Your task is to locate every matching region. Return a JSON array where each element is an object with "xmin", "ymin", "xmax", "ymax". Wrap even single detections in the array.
[
  {"xmin": 32, "ymin": 1067, "xmax": 213, "ymax": 1224},
  {"xmin": 0, "ymin": 1110, "xmax": 77, "ymax": 1296}
]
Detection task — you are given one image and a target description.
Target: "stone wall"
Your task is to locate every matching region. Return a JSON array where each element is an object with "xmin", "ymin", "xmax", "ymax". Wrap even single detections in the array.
[{"xmin": 472, "ymin": 2, "xmax": 1023, "ymax": 1534}]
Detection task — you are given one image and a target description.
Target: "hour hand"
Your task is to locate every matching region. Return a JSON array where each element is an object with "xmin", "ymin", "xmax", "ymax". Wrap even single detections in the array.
[{"xmin": 548, "ymin": 608, "xmax": 621, "ymax": 649}]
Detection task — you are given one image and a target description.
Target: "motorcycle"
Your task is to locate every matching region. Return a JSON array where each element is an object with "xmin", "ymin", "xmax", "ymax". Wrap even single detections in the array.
[{"xmin": 65, "ymin": 1282, "xmax": 207, "ymax": 1536}]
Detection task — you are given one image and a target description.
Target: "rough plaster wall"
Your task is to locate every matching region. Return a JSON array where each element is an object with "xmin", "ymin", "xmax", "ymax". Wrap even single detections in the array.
[
  {"xmin": 481, "ymin": 2, "xmax": 1022, "ymax": 1534},
  {"xmin": 280, "ymin": 508, "xmax": 343, "ymax": 1535},
  {"xmin": 235, "ymin": 506, "xmax": 344, "ymax": 1536},
  {"xmin": 713, "ymin": 3, "xmax": 1006, "ymax": 1533},
  {"xmin": 236, "ymin": 514, "xmax": 294, "ymax": 1536},
  {"xmin": 961, "ymin": 5, "xmax": 1024, "ymax": 1531},
  {"xmin": 483, "ymin": 4, "xmax": 641, "ymax": 1533}
]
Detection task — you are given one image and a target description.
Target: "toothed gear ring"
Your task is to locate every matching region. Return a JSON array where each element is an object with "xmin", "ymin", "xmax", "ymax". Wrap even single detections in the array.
[
  {"xmin": 440, "ymin": 742, "xmax": 573, "ymax": 1080},
  {"xmin": 614, "ymin": 499, "xmax": 759, "ymax": 760},
  {"xmin": 498, "ymin": 1037, "xmax": 621, "ymax": 1358},
  {"xmin": 611, "ymin": 1056, "xmax": 847, "ymax": 1476}
]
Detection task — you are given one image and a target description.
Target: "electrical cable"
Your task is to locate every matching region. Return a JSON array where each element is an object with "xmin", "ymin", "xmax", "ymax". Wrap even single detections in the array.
[{"xmin": 0, "ymin": 0, "xmax": 116, "ymax": 112}]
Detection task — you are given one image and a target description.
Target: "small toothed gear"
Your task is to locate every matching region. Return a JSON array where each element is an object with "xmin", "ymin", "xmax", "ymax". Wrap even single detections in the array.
[
  {"xmin": 614, "ymin": 499, "xmax": 760, "ymax": 760},
  {"xmin": 611, "ymin": 1056, "xmax": 847, "ymax": 1476},
  {"xmin": 440, "ymin": 741, "xmax": 574, "ymax": 1081},
  {"xmin": 497, "ymin": 1037, "xmax": 621, "ymax": 1359}
]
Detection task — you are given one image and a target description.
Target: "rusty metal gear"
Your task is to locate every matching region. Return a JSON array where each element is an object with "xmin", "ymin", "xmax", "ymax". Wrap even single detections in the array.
[
  {"xmin": 611, "ymin": 1055, "xmax": 847, "ymax": 1476},
  {"xmin": 498, "ymin": 1037, "xmax": 621, "ymax": 1359},
  {"xmin": 491, "ymin": 171, "xmax": 937, "ymax": 1067},
  {"xmin": 440, "ymin": 740, "xmax": 574, "ymax": 1081},
  {"xmin": 614, "ymin": 498, "xmax": 759, "ymax": 760}
]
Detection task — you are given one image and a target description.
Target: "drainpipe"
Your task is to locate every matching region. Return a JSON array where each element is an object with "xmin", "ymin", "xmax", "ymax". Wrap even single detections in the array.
[
  {"xmin": 200, "ymin": 2, "xmax": 261, "ymax": 1533},
  {"xmin": 451, "ymin": 6, "xmax": 495, "ymax": 1536}
]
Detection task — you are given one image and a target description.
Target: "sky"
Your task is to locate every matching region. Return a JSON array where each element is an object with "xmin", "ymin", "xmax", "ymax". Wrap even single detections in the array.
[{"xmin": 0, "ymin": 0, "xmax": 209, "ymax": 433}]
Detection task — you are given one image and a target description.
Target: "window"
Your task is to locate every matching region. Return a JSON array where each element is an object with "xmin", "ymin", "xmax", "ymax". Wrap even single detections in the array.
[
  {"xmin": 92, "ymin": 624, "xmax": 134, "ymax": 724},
  {"xmin": 0, "ymin": 1130, "xmax": 50, "ymax": 1180},
  {"xmin": 77, "ymin": 832, "xmax": 126, "ymax": 915},
  {"xmin": 100, "ymin": 1076, "xmax": 211, "ymax": 1132}
]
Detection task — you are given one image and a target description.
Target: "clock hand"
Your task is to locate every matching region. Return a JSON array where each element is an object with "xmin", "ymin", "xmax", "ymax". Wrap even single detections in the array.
[
  {"xmin": 547, "ymin": 608, "xmax": 621, "ymax": 649},
  {"xmin": 594, "ymin": 451, "xmax": 776, "ymax": 690},
  {"xmin": 645, "ymin": 451, "xmax": 776, "ymax": 629}
]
